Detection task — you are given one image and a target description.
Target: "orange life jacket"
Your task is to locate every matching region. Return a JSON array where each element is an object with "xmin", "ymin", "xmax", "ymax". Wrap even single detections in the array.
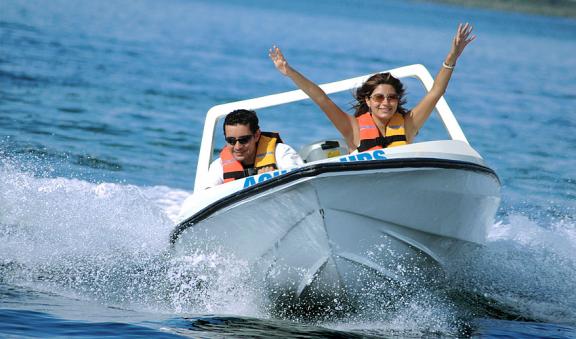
[
  {"xmin": 355, "ymin": 112, "xmax": 407, "ymax": 152},
  {"xmin": 221, "ymin": 132, "xmax": 282, "ymax": 183}
]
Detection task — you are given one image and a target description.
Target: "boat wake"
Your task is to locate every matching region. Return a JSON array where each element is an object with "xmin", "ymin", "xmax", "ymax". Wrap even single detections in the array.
[
  {"xmin": 446, "ymin": 215, "xmax": 576, "ymax": 324},
  {"xmin": 0, "ymin": 159, "xmax": 265, "ymax": 317},
  {"xmin": 1, "ymin": 160, "xmax": 575, "ymax": 335}
]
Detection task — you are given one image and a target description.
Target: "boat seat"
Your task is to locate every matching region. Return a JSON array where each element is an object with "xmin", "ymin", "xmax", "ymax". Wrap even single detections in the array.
[{"xmin": 299, "ymin": 139, "xmax": 349, "ymax": 163}]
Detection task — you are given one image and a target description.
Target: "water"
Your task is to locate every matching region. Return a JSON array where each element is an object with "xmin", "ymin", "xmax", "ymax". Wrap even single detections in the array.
[{"xmin": 1, "ymin": 0, "xmax": 575, "ymax": 337}]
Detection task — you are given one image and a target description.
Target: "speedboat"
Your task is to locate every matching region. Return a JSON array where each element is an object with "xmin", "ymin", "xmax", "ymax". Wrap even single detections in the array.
[{"xmin": 170, "ymin": 64, "xmax": 501, "ymax": 315}]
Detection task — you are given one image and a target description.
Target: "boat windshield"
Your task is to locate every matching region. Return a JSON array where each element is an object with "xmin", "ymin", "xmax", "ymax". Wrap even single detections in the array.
[{"xmin": 195, "ymin": 64, "xmax": 468, "ymax": 191}]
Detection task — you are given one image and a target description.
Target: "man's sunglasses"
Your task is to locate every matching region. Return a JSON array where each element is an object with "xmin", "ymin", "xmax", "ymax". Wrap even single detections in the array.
[
  {"xmin": 370, "ymin": 93, "xmax": 400, "ymax": 103},
  {"xmin": 225, "ymin": 134, "xmax": 254, "ymax": 145}
]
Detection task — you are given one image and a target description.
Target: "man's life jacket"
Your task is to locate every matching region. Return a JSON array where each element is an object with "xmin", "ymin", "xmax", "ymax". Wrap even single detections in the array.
[
  {"xmin": 221, "ymin": 132, "xmax": 282, "ymax": 183},
  {"xmin": 355, "ymin": 112, "xmax": 407, "ymax": 152}
]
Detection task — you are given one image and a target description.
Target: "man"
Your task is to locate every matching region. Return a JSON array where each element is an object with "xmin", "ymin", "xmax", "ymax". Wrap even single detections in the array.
[{"xmin": 202, "ymin": 109, "xmax": 304, "ymax": 189}]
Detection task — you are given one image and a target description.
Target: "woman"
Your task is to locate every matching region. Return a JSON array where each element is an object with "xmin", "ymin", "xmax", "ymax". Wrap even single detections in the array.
[{"xmin": 269, "ymin": 23, "xmax": 475, "ymax": 153}]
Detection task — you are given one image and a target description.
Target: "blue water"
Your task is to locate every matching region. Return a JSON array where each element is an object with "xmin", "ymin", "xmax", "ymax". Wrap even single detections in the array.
[{"xmin": 1, "ymin": 0, "xmax": 575, "ymax": 337}]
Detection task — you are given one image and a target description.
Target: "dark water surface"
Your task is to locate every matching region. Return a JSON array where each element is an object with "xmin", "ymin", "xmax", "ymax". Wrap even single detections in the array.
[{"xmin": 1, "ymin": 0, "xmax": 575, "ymax": 337}]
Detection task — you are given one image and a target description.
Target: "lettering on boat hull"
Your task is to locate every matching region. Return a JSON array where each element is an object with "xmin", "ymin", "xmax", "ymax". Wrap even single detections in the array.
[{"xmin": 243, "ymin": 150, "xmax": 387, "ymax": 188}]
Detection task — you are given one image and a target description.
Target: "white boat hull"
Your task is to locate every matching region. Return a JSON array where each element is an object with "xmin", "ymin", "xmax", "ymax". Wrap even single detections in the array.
[
  {"xmin": 173, "ymin": 64, "xmax": 502, "ymax": 314},
  {"xmin": 171, "ymin": 142, "xmax": 501, "ymax": 313}
]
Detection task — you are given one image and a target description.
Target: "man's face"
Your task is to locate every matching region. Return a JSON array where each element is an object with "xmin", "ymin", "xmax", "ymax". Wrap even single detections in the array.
[{"xmin": 224, "ymin": 124, "xmax": 260, "ymax": 165}]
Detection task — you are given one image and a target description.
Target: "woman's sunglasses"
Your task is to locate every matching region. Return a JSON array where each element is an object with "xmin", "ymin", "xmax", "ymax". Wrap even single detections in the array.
[
  {"xmin": 225, "ymin": 134, "xmax": 254, "ymax": 145},
  {"xmin": 370, "ymin": 93, "xmax": 399, "ymax": 103}
]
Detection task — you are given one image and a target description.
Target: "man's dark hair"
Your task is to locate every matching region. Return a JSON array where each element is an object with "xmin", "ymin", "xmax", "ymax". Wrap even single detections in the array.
[{"xmin": 223, "ymin": 109, "xmax": 260, "ymax": 135}]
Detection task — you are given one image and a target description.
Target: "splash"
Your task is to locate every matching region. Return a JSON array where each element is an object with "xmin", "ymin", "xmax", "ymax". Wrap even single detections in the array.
[
  {"xmin": 447, "ymin": 214, "xmax": 576, "ymax": 324},
  {"xmin": 322, "ymin": 214, "xmax": 576, "ymax": 336},
  {"xmin": 164, "ymin": 249, "xmax": 263, "ymax": 315},
  {"xmin": 0, "ymin": 162, "xmax": 173, "ymax": 259},
  {"xmin": 0, "ymin": 161, "xmax": 264, "ymax": 317},
  {"xmin": 327, "ymin": 288, "xmax": 467, "ymax": 337},
  {"xmin": 2, "ymin": 158, "xmax": 575, "ymax": 333}
]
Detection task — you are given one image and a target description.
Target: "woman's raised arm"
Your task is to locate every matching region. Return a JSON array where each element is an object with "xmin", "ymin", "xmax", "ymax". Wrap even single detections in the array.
[
  {"xmin": 269, "ymin": 46, "xmax": 357, "ymax": 148},
  {"xmin": 406, "ymin": 23, "xmax": 476, "ymax": 141}
]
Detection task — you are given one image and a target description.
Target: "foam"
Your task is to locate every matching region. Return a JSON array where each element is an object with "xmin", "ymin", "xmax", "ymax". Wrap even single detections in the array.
[{"xmin": 2, "ymin": 161, "xmax": 575, "ymax": 327}]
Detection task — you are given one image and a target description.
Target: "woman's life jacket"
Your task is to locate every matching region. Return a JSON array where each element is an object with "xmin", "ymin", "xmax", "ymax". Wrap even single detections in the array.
[
  {"xmin": 355, "ymin": 112, "xmax": 407, "ymax": 152},
  {"xmin": 221, "ymin": 132, "xmax": 282, "ymax": 183}
]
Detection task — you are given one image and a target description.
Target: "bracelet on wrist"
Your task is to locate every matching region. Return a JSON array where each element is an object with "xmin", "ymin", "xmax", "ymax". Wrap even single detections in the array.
[{"xmin": 442, "ymin": 61, "xmax": 455, "ymax": 70}]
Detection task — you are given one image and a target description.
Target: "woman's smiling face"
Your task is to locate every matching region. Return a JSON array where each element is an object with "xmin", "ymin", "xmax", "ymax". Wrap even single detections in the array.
[{"xmin": 366, "ymin": 84, "xmax": 399, "ymax": 122}]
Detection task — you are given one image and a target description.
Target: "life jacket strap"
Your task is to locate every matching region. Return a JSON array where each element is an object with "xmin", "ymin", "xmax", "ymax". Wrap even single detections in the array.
[
  {"xmin": 357, "ymin": 134, "xmax": 407, "ymax": 153},
  {"xmin": 223, "ymin": 168, "xmax": 257, "ymax": 181}
]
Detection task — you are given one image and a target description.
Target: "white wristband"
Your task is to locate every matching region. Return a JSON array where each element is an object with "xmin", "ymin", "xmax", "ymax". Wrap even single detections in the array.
[{"xmin": 442, "ymin": 61, "xmax": 455, "ymax": 69}]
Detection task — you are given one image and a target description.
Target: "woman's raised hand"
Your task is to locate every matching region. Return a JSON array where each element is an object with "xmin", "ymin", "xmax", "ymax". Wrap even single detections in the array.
[
  {"xmin": 269, "ymin": 45, "xmax": 289, "ymax": 76},
  {"xmin": 448, "ymin": 23, "xmax": 476, "ymax": 63}
]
